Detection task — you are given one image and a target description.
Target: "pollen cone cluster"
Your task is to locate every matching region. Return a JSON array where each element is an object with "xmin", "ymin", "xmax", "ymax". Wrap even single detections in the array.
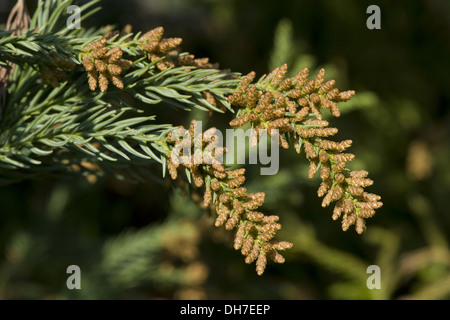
[
  {"xmin": 227, "ymin": 65, "xmax": 382, "ymax": 233},
  {"xmin": 82, "ymin": 38, "xmax": 132, "ymax": 92},
  {"xmin": 139, "ymin": 27, "xmax": 219, "ymax": 71},
  {"xmin": 166, "ymin": 120, "xmax": 293, "ymax": 275},
  {"xmin": 40, "ymin": 54, "xmax": 77, "ymax": 87}
]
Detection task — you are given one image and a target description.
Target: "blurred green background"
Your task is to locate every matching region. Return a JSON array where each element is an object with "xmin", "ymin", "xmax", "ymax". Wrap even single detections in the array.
[{"xmin": 0, "ymin": 0, "xmax": 449, "ymax": 299}]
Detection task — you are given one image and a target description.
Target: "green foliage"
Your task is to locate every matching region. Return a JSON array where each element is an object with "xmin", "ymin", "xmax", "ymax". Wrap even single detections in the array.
[
  {"xmin": 0, "ymin": 0, "xmax": 449, "ymax": 300},
  {"xmin": 0, "ymin": 0, "xmax": 239, "ymax": 185}
]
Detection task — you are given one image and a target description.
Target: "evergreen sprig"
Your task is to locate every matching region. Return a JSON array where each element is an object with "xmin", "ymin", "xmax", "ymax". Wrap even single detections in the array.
[
  {"xmin": 0, "ymin": 0, "xmax": 383, "ymax": 275},
  {"xmin": 0, "ymin": 0, "xmax": 239, "ymax": 185}
]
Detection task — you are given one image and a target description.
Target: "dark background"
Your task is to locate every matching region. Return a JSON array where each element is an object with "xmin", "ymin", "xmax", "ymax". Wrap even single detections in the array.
[{"xmin": 0, "ymin": 0, "xmax": 449, "ymax": 299}]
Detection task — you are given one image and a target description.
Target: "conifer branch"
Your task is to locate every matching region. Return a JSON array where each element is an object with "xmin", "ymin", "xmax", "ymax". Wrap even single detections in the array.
[{"xmin": 0, "ymin": 0, "xmax": 383, "ymax": 275}]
